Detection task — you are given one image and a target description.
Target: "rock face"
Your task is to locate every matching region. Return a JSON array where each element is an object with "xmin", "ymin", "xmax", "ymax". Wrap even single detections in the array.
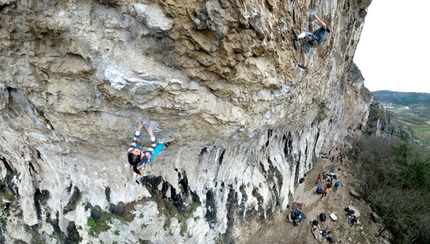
[{"xmin": 0, "ymin": 0, "xmax": 372, "ymax": 243}]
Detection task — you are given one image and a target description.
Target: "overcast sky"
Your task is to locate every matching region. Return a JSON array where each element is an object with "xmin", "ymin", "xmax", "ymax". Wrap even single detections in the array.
[{"xmin": 354, "ymin": 1, "xmax": 430, "ymax": 93}]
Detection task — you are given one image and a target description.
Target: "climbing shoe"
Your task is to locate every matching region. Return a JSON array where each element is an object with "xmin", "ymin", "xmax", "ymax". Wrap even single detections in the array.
[
  {"xmin": 292, "ymin": 29, "xmax": 299, "ymax": 41},
  {"xmin": 298, "ymin": 64, "xmax": 307, "ymax": 70}
]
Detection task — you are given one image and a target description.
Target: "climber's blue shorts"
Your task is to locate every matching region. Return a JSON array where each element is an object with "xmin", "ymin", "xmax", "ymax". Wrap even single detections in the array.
[{"xmin": 149, "ymin": 144, "xmax": 164, "ymax": 163}]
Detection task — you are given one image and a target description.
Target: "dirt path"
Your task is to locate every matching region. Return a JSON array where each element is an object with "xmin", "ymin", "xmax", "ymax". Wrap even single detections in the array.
[{"xmin": 244, "ymin": 152, "xmax": 388, "ymax": 244}]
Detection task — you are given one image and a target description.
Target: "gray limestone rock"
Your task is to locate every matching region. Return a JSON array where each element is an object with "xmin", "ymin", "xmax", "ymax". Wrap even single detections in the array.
[{"xmin": 0, "ymin": 0, "xmax": 373, "ymax": 243}]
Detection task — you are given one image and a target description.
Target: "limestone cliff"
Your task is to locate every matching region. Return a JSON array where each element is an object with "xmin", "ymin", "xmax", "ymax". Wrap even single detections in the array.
[{"xmin": 0, "ymin": 0, "xmax": 372, "ymax": 243}]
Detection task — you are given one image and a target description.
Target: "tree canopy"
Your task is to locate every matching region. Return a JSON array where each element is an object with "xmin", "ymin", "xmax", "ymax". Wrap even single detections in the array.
[{"xmin": 348, "ymin": 136, "xmax": 430, "ymax": 243}]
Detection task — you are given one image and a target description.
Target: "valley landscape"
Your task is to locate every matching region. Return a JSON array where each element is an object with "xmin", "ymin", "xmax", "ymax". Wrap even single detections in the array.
[{"xmin": 373, "ymin": 91, "xmax": 430, "ymax": 146}]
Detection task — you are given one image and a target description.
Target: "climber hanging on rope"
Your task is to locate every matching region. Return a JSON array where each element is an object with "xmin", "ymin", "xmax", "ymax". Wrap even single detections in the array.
[
  {"xmin": 127, "ymin": 120, "xmax": 165, "ymax": 175},
  {"xmin": 292, "ymin": 13, "xmax": 330, "ymax": 70}
]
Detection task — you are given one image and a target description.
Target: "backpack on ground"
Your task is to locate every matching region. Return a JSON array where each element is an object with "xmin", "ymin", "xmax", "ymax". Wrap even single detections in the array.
[{"xmin": 318, "ymin": 212, "xmax": 326, "ymax": 221}]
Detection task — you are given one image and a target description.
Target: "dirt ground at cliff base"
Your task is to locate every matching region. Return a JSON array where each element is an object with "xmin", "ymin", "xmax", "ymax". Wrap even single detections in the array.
[{"xmin": 244, "ymin": 152, "xmax": 391, "ymax": 244}]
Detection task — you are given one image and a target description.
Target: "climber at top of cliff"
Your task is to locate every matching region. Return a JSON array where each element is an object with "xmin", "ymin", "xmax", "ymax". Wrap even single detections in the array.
[
  {"xmin": 292, "ymin": 13, "xmax": 330, "ymax": 70},
  {"xmin": 127, "ymin": 121, "xmax": 165, "ymax": 175}
]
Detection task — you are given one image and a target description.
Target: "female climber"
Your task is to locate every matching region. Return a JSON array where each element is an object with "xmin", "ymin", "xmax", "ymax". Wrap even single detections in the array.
[{"xmin": 127, "ymin": 121, "xmax": 165, "ymax": 175}]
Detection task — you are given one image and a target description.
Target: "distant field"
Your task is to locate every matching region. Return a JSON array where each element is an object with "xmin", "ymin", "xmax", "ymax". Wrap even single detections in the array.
[
  {"xmin": 388, "ymin": 107, "xmax": 430, "ymax": 146},
  {"xmin": 372, "ymin": 91, "xmax": 430, "ymax": 146},
  {"xmin": 400, "ymin": 121, "xmax": 430, "ymax": 146}
]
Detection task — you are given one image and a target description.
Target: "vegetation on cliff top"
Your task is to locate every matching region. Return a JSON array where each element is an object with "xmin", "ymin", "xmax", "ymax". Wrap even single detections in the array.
[{"xmin": 373, "ymin": 91, "xmax": 430, "ymax": 106}]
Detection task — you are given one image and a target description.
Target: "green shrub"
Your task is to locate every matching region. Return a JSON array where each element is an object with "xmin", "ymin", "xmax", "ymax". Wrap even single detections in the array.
[
  {"xmin": 87, "ymin": 209, "xmax": 111, "ymax": 237},
  {"xmin": 87, "ymin": 216, "xmax": 97, "ymax": 236}
]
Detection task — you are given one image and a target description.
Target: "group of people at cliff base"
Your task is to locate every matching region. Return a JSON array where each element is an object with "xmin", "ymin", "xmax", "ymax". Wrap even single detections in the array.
[
  {"xmin": 322, "ymin": 149, "xmax": 345, "ymax": 164},
  {"xmin": 290, "ymin": 202, "xmax": 307, "ymax": 226},
  {"xmin": 316, "ymin": 171, "xmax": 340, "ymax": 198},
  {"xmin": 311, "ymin": 218, "xmax": 334, "ymax": 243},
  {"xmin": 127, "ymin": 120, "xmax": 167, "ymax": 175},
  {"xmin": 292, "ymin": 12, "xmax": 330, "ymax": 70},
  {"xmin": 308, "ymin": 149, "xmax": 359, "ymax": 243},
  {"xmin": 308, "ymin": 171, "xmax": 357, "ymax": 243}
]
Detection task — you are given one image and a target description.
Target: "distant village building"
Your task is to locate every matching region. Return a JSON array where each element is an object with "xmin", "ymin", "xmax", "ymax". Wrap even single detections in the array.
[{"xmin": 382, "ymin": 103, "xmax": 395, "ymax": 109}]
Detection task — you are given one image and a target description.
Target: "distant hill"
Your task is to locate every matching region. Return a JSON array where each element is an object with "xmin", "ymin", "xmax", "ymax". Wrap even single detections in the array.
[{"xmin": 372, "ymin": 90, "xmax": 430, "ymax": 106}]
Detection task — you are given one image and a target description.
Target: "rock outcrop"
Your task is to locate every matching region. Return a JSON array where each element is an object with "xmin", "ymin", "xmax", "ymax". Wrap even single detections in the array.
[{"xmin": 0, "ymin": 0, "xmax": 372, "ymax": 243}]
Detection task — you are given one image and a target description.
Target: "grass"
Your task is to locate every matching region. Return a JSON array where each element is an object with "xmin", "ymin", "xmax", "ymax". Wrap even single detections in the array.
[
  {"xmin": 87, "ymin": 212, "xmax": 115, "ymax": 237},
  {"xmin": 84, "ymin": 182, "xmax": 201, "ymax": 238},
  {"xmin": 398, "ymin": 120, "xmax": 430, "ymax": 146},
  {"xmin": 180, "ymin": 222, "xmax": 188, "ymax": 236},
  {"xmin": 387, "ymin": 106, "xmax": 430, "ymax": 146},
  {"xmin": 85, "ymin": 195, "xmax": 157, "ymax": 237},
  {"xmin": 337, "ymin": 222, "xmax": 347, "ymax": 235},
  {"xmin": 87, "ymin": 205, "xmax": 126, "ymax": 237},
  {"xmin": 163, "ymin": 218, "xmax": 172, "ymax": 230},
  {"xmin": 0, "ymin": 186, "xmax": 15, "ymax": 202},
  {"xmin": 150, "ymin": 189, "xmax": 201, "ymax": 235},
  {"xmin": 87, "ymin": 216, "xmax": 98, "ymax": 236},
  {"xmin": 186, "ymin": 202, "xmax": 199, "ymax": 216},
  {"xmin": 0, "ymin": 216, "xmax": 6, "ymax": 224}
]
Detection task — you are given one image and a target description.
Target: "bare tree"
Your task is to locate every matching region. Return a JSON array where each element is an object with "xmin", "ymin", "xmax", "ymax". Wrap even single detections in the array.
[{"xmin": 348, "ymin": 136, "xmax": 430, "ymax": 243}]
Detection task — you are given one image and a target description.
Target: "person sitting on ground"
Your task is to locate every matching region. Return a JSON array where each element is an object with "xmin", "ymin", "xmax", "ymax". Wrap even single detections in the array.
[
  {"xmin": 292, "ymin": 13, "xmax": 330, "ymax": 70},
  {"xmin": 316, "ymin": 186, "xmax": 323, "ymax": 194},
  {"xmin": 321, "ymin": 228, "xmax": 330, "ymax": 238},
  {"xmin": 311, "ymin": 219, "xmax": 319, "ymax": 230},
  {"xmin": 345, "ymin": 207, "xmax": 355, "ymax": 216},
  {"xmin": 311, "ymin": 219, "xmax": 319, "ymax": 226},
  {"xmin": 315, "ymin": 186, "xmax": 323, "ymax": 195},
  {"xmin": 348, "ymin": 215, "xmax": 358, "ymax": 226},
  {"xmin": 127, "ymin": 121, "xmax": 164, "ymax": 175}
]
